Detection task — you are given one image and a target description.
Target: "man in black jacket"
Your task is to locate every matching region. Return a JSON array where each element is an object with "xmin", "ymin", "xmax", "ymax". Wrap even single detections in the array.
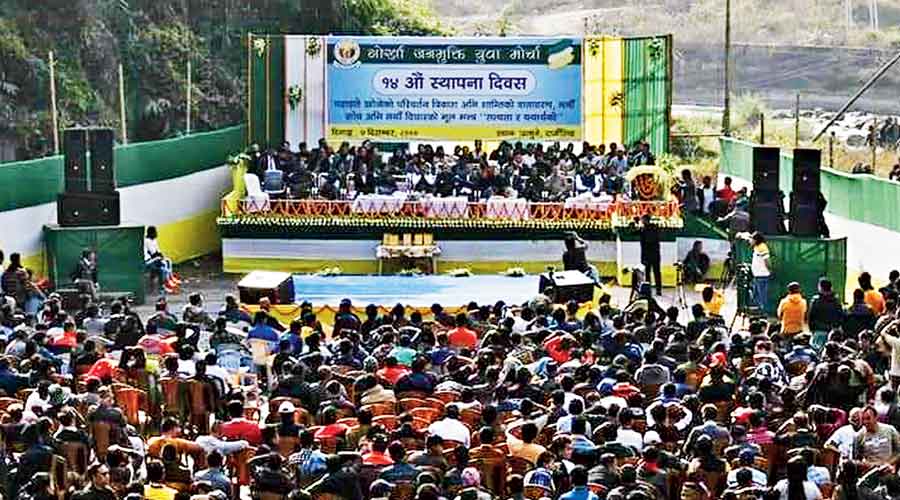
[
  {"xmin": 639, "ymin": 215, "xmax": 662, "ymax": 296},
  {"xmin": 807, "ymin": 278, "xmax": 846, "ymax": 351}
]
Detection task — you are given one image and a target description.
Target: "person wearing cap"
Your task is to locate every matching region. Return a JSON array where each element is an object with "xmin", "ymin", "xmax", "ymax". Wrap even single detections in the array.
[
  {"xmin": 455, "ymin": 466, "xmax": 493, "ymax": 500},
  {"xmin": 778, "ymin": 282, "xmax": 808, "ymax": 337}
]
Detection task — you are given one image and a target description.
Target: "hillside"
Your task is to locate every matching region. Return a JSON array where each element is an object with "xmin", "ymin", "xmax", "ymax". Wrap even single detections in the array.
[
  {"xmin": 441, "ymin": 0, "xmax": 900, "ymax": 46},
  {"xmin": 0, "ymin": 0, "xmax": 443, "ymax": 160}
]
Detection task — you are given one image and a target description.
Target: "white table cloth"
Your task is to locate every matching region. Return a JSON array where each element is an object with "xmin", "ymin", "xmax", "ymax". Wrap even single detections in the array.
[
  {"xmin": 423, "ymin": 197, "xmax": 469, "ymax": 218},
  {"xmin": 564, "ymin": 193, "xmax": 615, "ymax": 211},
  {"xmin": 351, "ymin": 194, "xmax": 408, "ymax": 214},
  {"xmin": 485, "ymin": 197, "xmax": 530, "ymax": 220}
]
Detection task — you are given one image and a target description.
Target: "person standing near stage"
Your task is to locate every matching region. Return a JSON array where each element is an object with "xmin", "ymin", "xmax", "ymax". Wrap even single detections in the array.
[
  {"xmin": 639, "ymin": 214, "xmax": 662, "ymax": 296},
  {"xmin": 739, "ymin": 232, "xmax": 772, "ymax": 314}
]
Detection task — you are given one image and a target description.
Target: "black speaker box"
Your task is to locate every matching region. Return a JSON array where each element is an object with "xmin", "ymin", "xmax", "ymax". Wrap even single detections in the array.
[
  {"xmin": 57, "ymin": 191, "xmax": 121, "ymax": 227},
  {"xmin": 790, "ymin": 191, "xmax": 820, "ymax": 237},
  {"xmin": 793, "ymin": 148, "xmax": 821, "ymax": 194},
  {"xmin": 90, "ymin": 128, "xmax": 116, "ymax": 192},
  {"xmin": 539, "ymin": 270, "xmax": 594, "ymax": 304},
  {"xmin": 237, "ymin": 271, "xmax": 296, "ymax": 305},
  {"xmin": 63, "ymin": 129, "xmax": 89, "ymax": 192},
  {"xmin": 750, "ymin": 197, "xmax": 784, "ymax": 235},
  {"xmin": 752, "ymin": 146, "xmax": 780, "ymax": 192}
]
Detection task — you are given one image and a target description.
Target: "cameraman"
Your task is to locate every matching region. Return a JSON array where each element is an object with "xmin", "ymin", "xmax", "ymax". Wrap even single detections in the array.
[
  {"xmin": 563, "ymin": 232, "xmax": 599, "ymax": 284},
  {"xmin": 682, "ymin": 240, "xmax": 710, "ymax": 284}
]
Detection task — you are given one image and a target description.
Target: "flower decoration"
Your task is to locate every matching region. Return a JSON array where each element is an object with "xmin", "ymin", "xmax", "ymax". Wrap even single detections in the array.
[
  {"xmin": 287, "ymin": 85, "xmax": 303, "ymax": 110},
  {"xmin": 306, "ymin": 37, "xmax": 322, "ymax": 57},
  {"xmin": 253, "ymin": 37, "xmax": 269, "ymax": 58}
]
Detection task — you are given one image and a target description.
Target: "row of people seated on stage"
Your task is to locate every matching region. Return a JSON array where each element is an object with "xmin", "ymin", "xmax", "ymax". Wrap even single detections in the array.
[{"xmin": 247, "ymin": 139, "xmax": 657, "ymax": 202}]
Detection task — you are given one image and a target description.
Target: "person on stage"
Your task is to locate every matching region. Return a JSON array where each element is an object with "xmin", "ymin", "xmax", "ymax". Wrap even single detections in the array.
[{"xmin": 563, "ymin": 232, "xmax": 599, "ymax": 284}]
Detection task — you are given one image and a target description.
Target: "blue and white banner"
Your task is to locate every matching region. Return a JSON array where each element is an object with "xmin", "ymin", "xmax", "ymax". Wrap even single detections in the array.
[{"xmin": 324, "ymin": 36, "xmax": 582, "ymax": 141}]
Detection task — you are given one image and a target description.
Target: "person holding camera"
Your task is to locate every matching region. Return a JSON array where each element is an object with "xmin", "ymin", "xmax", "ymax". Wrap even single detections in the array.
[
  {"xmin": 639, "ymin": 214, "xmax": 662, "ymax": 296},
  {"xmin": 563, "ymin": 232, "xmax": 599, "ymax": 284},
  {"xmin": 682, "ymin": 240, "xmax": 711, "ymax": 284}
]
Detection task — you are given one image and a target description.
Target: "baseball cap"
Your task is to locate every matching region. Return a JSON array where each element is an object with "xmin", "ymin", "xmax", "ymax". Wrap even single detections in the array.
[{"xmin": 278, "ymin": 401, "xmax": 296, "ymax": 413}]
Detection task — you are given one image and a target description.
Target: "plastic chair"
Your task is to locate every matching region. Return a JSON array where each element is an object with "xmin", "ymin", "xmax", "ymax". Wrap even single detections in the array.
[
  {"xmin": 243, "ymin": 173, "xmax": 271, "ymax": 212},
  {"xmin": 263, "ymin": 168, "xmax": 286, "ymax": 197},
  {"xmin": 248, "ymin": 338, "xmax": 276, "ymax": 391}
]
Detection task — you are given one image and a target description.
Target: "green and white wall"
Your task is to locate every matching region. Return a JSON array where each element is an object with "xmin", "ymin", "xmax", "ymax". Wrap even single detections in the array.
[{"xmin": 0, "ymin": 125, "xmax": 245, "ymax": 277}]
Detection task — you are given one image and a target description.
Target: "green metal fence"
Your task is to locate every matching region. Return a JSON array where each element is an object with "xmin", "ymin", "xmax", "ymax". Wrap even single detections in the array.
[
  {"xmin": 0, "ymin": 125, "xmax": 245, "ymax": 211},
  {"xmin": 719, "ymin": 137, "xmax": 900, "ymax": 234}
]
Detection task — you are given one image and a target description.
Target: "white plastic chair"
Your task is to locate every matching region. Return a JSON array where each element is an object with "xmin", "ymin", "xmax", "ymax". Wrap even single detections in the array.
[
  {"xmin": 243, "ymin": 173, "xmax": 271, "ymax": 212},
  {"xmin": 248, "ymin": 338, "xmax": 276, "ymax": 391}
]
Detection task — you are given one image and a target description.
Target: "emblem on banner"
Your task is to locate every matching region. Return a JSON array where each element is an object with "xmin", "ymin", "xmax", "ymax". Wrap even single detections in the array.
[{"xmin": 333, "ymin": 39, "xmax": 361, "ymax": 67}]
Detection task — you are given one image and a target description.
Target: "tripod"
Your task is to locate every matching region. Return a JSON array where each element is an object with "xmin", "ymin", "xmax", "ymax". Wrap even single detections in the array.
[{"xmin": 673, "ymin": 263, "xmax": 688, "ymax": 311}]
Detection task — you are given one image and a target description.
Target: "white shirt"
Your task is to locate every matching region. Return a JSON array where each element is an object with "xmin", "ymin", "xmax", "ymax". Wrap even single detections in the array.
[
  {"xmin": 701, "ymin": 187, "xmax": 715, "ymax": 213},
  {"xmin": 25, "ymin": 390, "xmax": 50, "ymax": 414},
  {"xmin": 825, "ymin": 424, "xmax": 859, "ymax": 459},
  {"xmin": 727, "ymin": 466, "xmax": 767, "ymax": 488},
  {"xmin": 557, "ymin": 414, "xmax": 592, "ymax": 436},
  {"xmin": 427, "ymin": 418, "xmax": 471, "ymax": 447},
  {"xmin": 882, "ymin": 331, "xmax": 900, "ymax": 376},
  {"xmin": 196, "ymin": 435, "xmax": 249, "ymax": 455},
  {"xmin": 751, "ymin": 243, "xmax": 771, "ymax": 278},
  {"xmin": 562, "ymin": 392, "xmax": 584, "ymax": 412},
  {"xmin": 144, "ymin": 237, "xmax": 161, "ymax": 263},
  {"xmin": 616, "ymin": 428, "xmax": 644, "ymax": 452},
  {"xmin": 773, "ymin": 479, "xmax": 822, "ymax": 500}
]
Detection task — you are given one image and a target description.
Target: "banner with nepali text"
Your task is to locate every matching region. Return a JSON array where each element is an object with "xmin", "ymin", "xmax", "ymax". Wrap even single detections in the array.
[{"xmin": 324, "ymin": 36, "xmax": 582, "ymax": 141}]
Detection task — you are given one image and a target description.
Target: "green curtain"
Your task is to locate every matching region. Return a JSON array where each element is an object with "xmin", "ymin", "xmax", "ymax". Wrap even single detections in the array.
[
  {"xmin": 44, "ymin": 224, "xmax": 146, "ymax": 303},
  {"xmin": 623, "ymin": 35, "xmax": 671, "ymax": 156},
  {"xmin": 248, "ymin": 34, "xmax": 285, "ymax": 149}
]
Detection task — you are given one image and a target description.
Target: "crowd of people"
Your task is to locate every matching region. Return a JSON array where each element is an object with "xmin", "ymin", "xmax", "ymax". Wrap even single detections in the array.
[
  {"xmin": 248, "ymin": 139, "xmax": 657, "ymax": 202},
  {"xmin": 2, "ymin": 238, "xmax": 900, "ymax": 500}
]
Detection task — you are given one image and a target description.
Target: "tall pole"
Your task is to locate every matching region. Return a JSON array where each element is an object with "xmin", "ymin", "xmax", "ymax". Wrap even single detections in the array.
[
  {"xmin": 847, "ymin": 0, "xmax": 853, "ymax": 42},
  {"xmin": 118, "ymin": 64, "xmax": 128, "ymax": 144},
  {"xmin": 872, "ymin": 117, "xmax": 878, "ymax": 170},
  {"xmin": 794, "ymin": 93, "xmax": 800, "ymax": 147},
  {"xmin": 186, "ymin": 59, "xmax": 192, "ymax": 134},
  {"xmin": 829, "ymin": 132, "xmax": 835, "ymax": 169},
  {"xmin": 759, "ymin": 113, "xmax": 765, "ymax": 144},
  {"xmin": 722, "ymin": 0, "xmax": 732, "ymax": 136},
  {"xmin": 48, "ymin": 51, "xmax": 60, "ymax": 155}
]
